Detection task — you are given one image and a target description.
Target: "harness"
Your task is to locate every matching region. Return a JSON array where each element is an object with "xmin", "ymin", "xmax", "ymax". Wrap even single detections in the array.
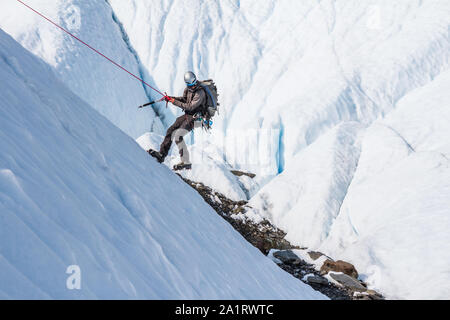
[{"xmin": 188, "ymin": 86, "xmax": 213, "ymax": 131}]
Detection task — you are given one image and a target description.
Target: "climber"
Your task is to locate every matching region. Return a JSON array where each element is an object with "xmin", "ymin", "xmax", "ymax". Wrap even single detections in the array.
[{"xmin": 148, "ymin": 71, "xmax": 206, "ymax": 171}]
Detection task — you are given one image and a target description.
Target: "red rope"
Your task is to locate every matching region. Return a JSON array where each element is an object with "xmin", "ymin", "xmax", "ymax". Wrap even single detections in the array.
[{"xmin": 16, "ymin": 0, "xmax": 165, "ymax": 97}]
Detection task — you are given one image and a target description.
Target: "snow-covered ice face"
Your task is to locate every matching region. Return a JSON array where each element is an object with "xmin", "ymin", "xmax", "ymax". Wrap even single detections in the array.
[{"xmin": 61, "ymin": 3, "xmax": 81, "ymax": 31}]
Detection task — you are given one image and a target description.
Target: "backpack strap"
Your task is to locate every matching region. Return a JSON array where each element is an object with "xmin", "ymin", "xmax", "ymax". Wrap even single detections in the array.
[
  {"xmin": 200, "ymin": 84, "xmax": 217, "ymax": 109},
  {"xmin": 192, "ymin": 85, "xmax": 210, "ymax": 117}
]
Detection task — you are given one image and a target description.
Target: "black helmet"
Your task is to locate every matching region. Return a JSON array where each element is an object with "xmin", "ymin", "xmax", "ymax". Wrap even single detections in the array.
[{"xmin": 184, "ymin": 71, "xmax": 197, "ymax": 87}]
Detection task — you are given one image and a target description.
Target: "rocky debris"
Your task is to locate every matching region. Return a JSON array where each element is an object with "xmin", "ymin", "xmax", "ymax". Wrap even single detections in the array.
[
  {"xmin": 365, "ymin": 290, "xmax": 384, "ymax": 300},
  {"xmin": 328, "ymin": 272, "xmax": 367, "ymax": 291},
  {"xmin": 230, "ymin": 170, "xmax": 256, "ymax": 179},
  {"xmin": 319, "ymin": 260, "xmax": 383, "ymax": 299},
  {"xmin": 177, "ymin": 175, "xmax": 384, "ymax": 300},
  {"xmin": 273, "ymin": 250, "xmax": 302, "ymax": 265},
  {"xmin": 308, "ymin": 251, "xmax": 329, "ymax": 261},
  {"xmin": 275, "ymin": 251, "xmax": 352, "ymax": 300},
  {"xmin": 320, "ymin": 259, "xmax": 359, "ymax": 279},
  {"xmin": 178, "ymin": 176, "xmax": 294, "ymax": 255},
  {"xmin": 305, "ymin": 275, "xmax": 329, "ymax": 285},
  {"xmin": 352, "ymin": 290, "xmax": 384, "ymax": 301}
]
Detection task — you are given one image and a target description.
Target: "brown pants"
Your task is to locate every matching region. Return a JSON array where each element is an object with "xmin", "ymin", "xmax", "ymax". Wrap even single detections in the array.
[{"xmin": 159, "ymin": 114, "xmax": 195, "ymax": 163}]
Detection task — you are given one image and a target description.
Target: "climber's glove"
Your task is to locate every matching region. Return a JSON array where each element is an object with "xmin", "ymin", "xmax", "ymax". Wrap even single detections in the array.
[{"xmin": 163, "ymin": 96, "xmax": 174, "ymax": 103}]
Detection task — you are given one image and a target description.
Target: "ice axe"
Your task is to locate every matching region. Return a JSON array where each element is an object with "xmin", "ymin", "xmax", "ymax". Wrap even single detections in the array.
[{"xmin": 138, "ymin": 93, "xmax": 171, "ymax": 109}]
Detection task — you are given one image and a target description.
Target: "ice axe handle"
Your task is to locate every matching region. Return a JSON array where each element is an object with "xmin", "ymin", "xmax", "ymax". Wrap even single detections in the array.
[
  {"xmin": 138, "ymin": 94, "xmax": 168, "ymax": 109},
  {"xmin": 138, "ymin": 101, "xmax": 155, "ymax": 109},
  {"xmin": 165, "ymin": 92, "xmax": 169, "ymax": 109},
  {"xmin": 138, "ymin": 98, "xmax": 164, "ymax": 109}
]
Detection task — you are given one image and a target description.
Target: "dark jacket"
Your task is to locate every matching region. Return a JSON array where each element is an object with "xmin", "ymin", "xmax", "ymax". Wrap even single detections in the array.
[{"xmin": 172, "ymin": 85, "xmax": 206, "ymax": 115}]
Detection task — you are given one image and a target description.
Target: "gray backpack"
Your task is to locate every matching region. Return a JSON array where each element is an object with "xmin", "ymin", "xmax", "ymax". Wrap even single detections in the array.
[{"xmin": 198, "ymin": 79, "xmax": 219, "ymax": 120}]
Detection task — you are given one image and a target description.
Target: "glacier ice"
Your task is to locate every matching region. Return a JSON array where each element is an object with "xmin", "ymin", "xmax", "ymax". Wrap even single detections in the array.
[
  {"xmin": 109, "ymin": 0, "xmax": 450, "ymax": 179},
  {"xmin": 1, "ymin": 0, "xmax": 450, "ymax": 300}
]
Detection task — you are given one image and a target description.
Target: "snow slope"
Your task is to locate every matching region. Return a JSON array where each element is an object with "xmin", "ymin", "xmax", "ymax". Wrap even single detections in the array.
[
  {"xmin": 0, "ymin": 0, "xmax": 162, "ymax": 139},
  {"xmin": 0, "ymin": 29, "xmax": 325, "ymax": 299}
]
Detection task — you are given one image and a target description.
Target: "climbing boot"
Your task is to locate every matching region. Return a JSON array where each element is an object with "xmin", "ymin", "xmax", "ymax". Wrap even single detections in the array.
[
  {"xmin": 173, "ymin": 163, "xmax": 192, "ymax": 171},
  {"xmin": 148, "ymin": 149, "xmax": 164, "ymax": 163}
]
